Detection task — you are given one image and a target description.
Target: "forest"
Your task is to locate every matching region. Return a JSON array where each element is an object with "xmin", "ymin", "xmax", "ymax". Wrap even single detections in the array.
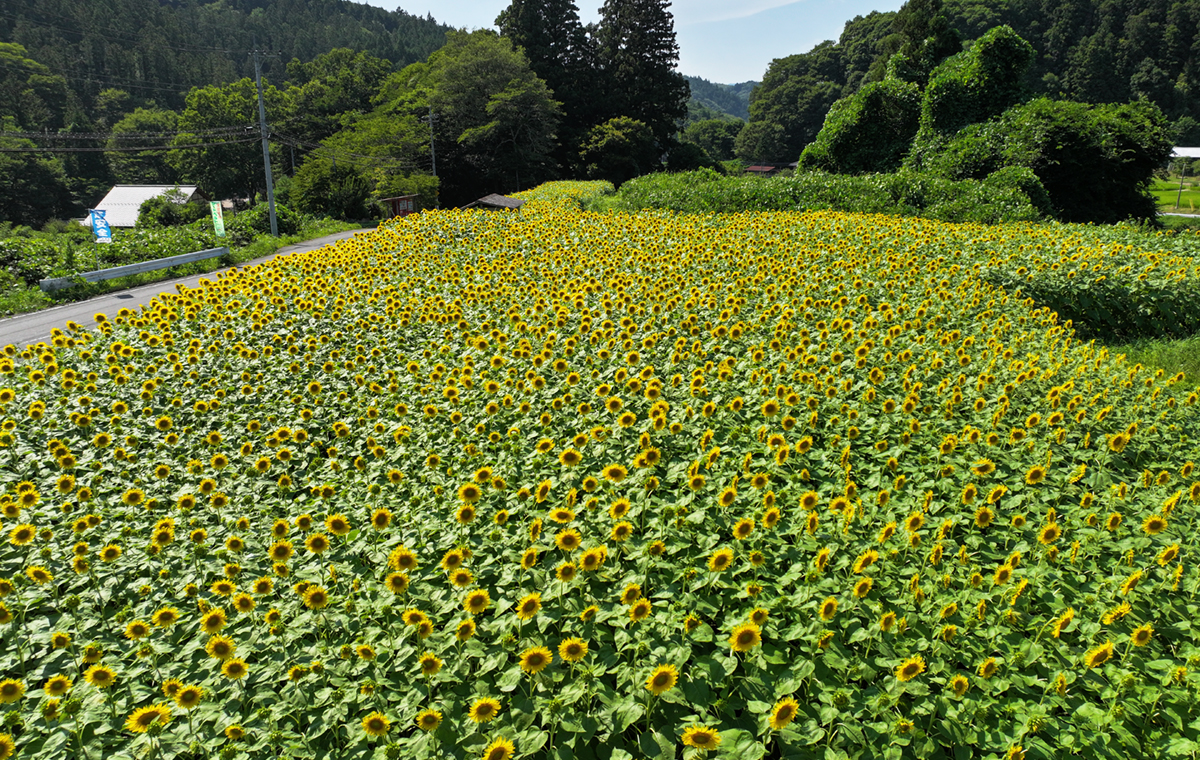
[
  {"xmin": 735, "ymin": 0, "xmax": 1200, "ymax": 164},
  {"xmin": 0, "ymin": 0, "xmax": 1192, "ymax": 227}
]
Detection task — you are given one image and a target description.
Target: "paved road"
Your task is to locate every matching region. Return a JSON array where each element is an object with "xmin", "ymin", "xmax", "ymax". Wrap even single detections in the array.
[{"xmin": 0, "ymin": 228, "xmax": 374, "ymax": 347}]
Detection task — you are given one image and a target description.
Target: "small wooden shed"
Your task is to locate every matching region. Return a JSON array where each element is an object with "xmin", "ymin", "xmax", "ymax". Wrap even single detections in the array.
[
  {"xmin": 464, "ymin": 194, "xmax": 526, "ymax": 212},
  {"xmin": 379, "ymin": 195, "xmax": 418, "ymax": 218},
  {"xmin": 744, "ymin": 165, "xmax": 780, "ymax": 177}
]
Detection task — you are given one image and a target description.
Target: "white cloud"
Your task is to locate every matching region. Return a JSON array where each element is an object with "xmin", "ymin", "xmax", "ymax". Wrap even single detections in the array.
[{"xmin": 670, "ymin": 0, "xmax": 807, "ymax": 26}]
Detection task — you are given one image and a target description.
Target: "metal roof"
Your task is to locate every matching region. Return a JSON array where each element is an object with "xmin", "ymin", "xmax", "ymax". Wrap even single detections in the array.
[
  {"xmin": 1172, "ymin": 147, "xmax": 1200, "ymax": 158},
  {"xmin": 92, "ymin": 185, "xmax": 202, "ymax": 228},
  {"xmin": 465, "ymin": 194, "xmax": 526, "ymax": 210}
]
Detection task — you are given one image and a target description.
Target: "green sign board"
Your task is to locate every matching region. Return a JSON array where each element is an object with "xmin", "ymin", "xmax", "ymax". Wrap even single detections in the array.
[{"xmin": 210, "ymin": 201, "xmax": 226, "ymax": 238}]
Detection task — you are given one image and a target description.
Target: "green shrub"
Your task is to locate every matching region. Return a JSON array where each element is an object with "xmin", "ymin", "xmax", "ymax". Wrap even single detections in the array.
[
  {"xmin": 227, "ymin": 202, "xmax": 300, "ymax": 239},
  {"xmin": 908, "ymin": 26, "xmax": 1034, "ymax": 166},
  {"xmin": 136, "ymin": 188, "xmax": 209, "ymax": 229},
  {"xmin": 611, "ymin": 168, "xmax": 1046, "ymax": 223},
  {"xmin": 925, "ymin": 99, "xmax": 1174, "ymax": 223},
  {"xmin": 580, "ymin": 117, "xmax": 659, "ymax": 187},
  {"xmin": 799, "ymin": 79, "xmax": 921, "ymax": 174}
]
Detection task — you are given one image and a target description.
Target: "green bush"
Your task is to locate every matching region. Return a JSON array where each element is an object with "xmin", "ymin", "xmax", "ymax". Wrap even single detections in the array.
[
  {"xmin": 610, "ymin": 168, "xmax": 1046, "ymax": 223},
  {"xmin": 798, "ymin": 78, "xmax": 921, "ymax": 174},
  {"xmin": 135, "ymin": 188, "xmax": 209, "ymax": 229},
  {"xmin": 925, "ymin": 98, "xmax": 1174, "ymax": 223},
  {"xmin": 907, "ymin": 25, "xmax": 1034, "ymax": 166},
  {"xmin": 580, "ymin": 117, "xmax": 660, "ymax": 187},
  {"xmin": 226, "ymin": 202, "xmax": 300, "ymax": 240}
]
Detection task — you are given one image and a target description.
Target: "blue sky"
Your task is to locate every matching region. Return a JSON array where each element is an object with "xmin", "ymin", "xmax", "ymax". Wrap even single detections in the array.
[{"xmin": 364, "ymin": 0, "xmax": 905, "ymax": 83}]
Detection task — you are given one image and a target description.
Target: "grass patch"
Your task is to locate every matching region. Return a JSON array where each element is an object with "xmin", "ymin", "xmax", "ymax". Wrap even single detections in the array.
[
  {"xmin": 1151, "ymin": 175, "xmax": 1200, "ymax": 213},
  {"xmin": 1107, "ymin": 333, "xmax": 1200, "ymax": 389},
  {"xmin": 0, "ymin": 220, "xmax": 360, "ymax": 319}
]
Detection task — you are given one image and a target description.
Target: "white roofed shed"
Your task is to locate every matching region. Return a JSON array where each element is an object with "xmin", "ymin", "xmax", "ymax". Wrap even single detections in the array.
[{"xmin": 89, "ymin": 185, "xmax": 206, "ymax": 228}]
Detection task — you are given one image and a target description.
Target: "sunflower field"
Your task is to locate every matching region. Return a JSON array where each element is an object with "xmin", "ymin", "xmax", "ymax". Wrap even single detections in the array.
[{"xmin": 1, "ymin": 181, "xmax": 1199, "ymax": 760}]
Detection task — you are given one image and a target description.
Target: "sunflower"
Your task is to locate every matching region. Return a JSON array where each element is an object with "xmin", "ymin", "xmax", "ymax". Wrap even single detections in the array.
[
  {"xmin": 819, "ymin": 596, "xmax": 838, "ymax": 621},
  {"xmin": 601, "ymin": 464, "xmax": 628, "ymax": 482},
  {"xmin": 305, "ymin": 533, "xmax": 330, "ymax": 554},
  {"xmin": 708, "ymin": 547, "xmax": 734, "ymax": 572},
  {"xmin": 43, "ymin": 675, "xmax": 70, "ymax": 697},
  {"xmin": 611, "ymin": 522, "xmax": 634, "ymax": 542},
  {"xmin": 977, "ymin": 657, "xmax": 998, "ymax": 679},
  {"xmin": 361, "ymin": 711, "xmax": 390, "ymax": 739},
  {"xmin": 1037, "ymin": 523, "xmax": 1062, "ymax": 544},
  {"xmin": 458, "ymin": 482, "xmax": 482, "ymax": 503},
  {"xmin": 464, "ymin": 589, "xmax": 491, "ymax": 615},
  {"xmin": 174, "ymin": 684, "xmax": 203, "ymax": 710},
  {"xmin": 482, "ymin": 737, "xmax": 516, "ymax": 760},
  {"xmin": 1142, "ymin": 514, "xmax": 1168, "ymax": 535},
  {"xmin": 733, "ymin": 518, "xmax": 755, "ymax": 540},
  {"xmin": 221, "ymin": 658, "xmax": 248, "ymax": 680},
  {"xmin": 895, "ymin": 656, "xmax": 925, "ymax": 682},
  {"xmin": 682, "ymin": 725, "xmax": 721, "ymax": 750},
  {"xmin": 456, "ymin": 619, "xmax": 477, "ymax": 641},
  {"xmin": 515, "ymin": 592, "xmax": 542, "ymax": 620},
  {"xmin": 205, "ymin": 635, "xmax": 236, "ymax": 660},
  {"xmin": 558, "ymin": 637, "xmax": 588, "ymax": 663},
  {"xmin": 123, "ymin": 619, "xmax": 150, "ymax": 640},
  {"xmin": 302, "ymin": 586, "xmax": 329, "ymax": 610},
  {"xmin": 1130, "ymin": 623, "xmax": 1154, "ymax": 647},
  {"xmin": 618, "ymin": 583, "xmax": 642, "ymax": 605},
  {"xmin": 1084, "ymin": 640, "xmax": 1114, "ymax": 669},
  {"xmin": 949, "ymin": 675, "xmax": 970, "ymax": 698},
  {"xmin": 84, "ymin": 664, "xmax": 117, "ymax": 688},
  {"xmin": 645, "ymin": 664, "xmax": 677, "ymax": 696},
  {"xmin": 729, "ymin": 622, "xmax": 762, "ymax": 652},
  {"xmin": 0, "ymin": 680, "xmax": 23, "ymax": 704},
  {"xmin": 580, "ymin": 546, "xmax": 607, "ymax": 571},
  {"xmin": 852, "ymin": 577, "xmax": 873, "ymax": 599},
  {"xmin": 410, "ymin": 651, "xmax": 439, "ymax": 676},
  {"xmin": 555, "ymin": 529, "xmax": 582, "ymax": 552},
  {"xmin": 125, "ymin": 703, "xmax": 171, "ymax": 734},
  {"xmin": 519, "ymin": 646, "xmax": 553, "ymax": 675},
  {"xmin": 325, "ymin": 514, "xmax": 350, "ymax": 535},
  {"xmin": 629, "ymin": 599, "xmax": 652, "ymax": 622},
  {"xmin": 521, "ymin": 547, "xmax": 539, "ymax": 568},
  {"xmin": 415, "ymin": 709, "xmax": 442, "ymax": 732},
  {"xmin": 468, "ymin": 697, "xmax": 502, "ymax": 723},
  {"xmin": 769, "ymin": 697, "xmax": 799, "ymax": 730}
]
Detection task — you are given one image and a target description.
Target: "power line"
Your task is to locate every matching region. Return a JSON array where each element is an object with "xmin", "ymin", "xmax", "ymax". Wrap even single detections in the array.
[
  {"xmin": 273, "ymin": 132, "xmax": 429, "ymax": 171},
  {"xmin": 0, "ymin": 136, "xmax": 263, "ymax": 153},
  {"xmin": 0, "ymin": 9, "xmax": 244, "ymax": 54},
  {"xmin": 2, "ymin": 126, "xmax": 255, "ymax": 141}
]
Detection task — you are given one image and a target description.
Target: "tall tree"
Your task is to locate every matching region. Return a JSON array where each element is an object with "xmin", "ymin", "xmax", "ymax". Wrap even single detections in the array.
[
  {"xmin": 735, "ymin": 41, "xmax": 844, "ymax": 163},
  {"xmin": 284, "ymin": 48, "xmax": 394, "ymax": 143},
  {"xmin": 496, "ymin": 0, "xmax": 597, "ymax": 170},
  {"xmin": 866, "ymin": 0, "xmax": 961, "ymax": 86},
  {"xmin": 170, "ymin": 78, "xmax": 287, "ymax": 202},
  {"xmin": 595, "ymin": 0, "xmax": 689, "ymax": 149},
  {"xmin": 379, "ymin": 31, "xmax": 561, "ymax": 206},
  {"xmin": 0, "ymin": 122, "xmax": 73, "ymax": 227},
  {"xmin": 107, "ymin": 108, "xmax": 180, "ymax": 184}
]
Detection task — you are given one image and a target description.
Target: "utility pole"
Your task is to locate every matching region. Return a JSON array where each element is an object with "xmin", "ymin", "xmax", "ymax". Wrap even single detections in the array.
[
  {"xmin": 423, "ymin": 105, "xmax": 439, "ymax": 209},
  {"xmin": 251, "ymin": 37, "xmax": 279, "ymax": 237}
]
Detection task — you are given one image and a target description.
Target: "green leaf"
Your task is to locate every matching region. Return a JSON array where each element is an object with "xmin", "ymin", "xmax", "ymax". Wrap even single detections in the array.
[
  {"xmin": 718, "ymin": 728, "xmax": 765, "ymax": 760},
  {"xmin": 612, "ymin": 697, "xmax": 645, "ymax": 732}
]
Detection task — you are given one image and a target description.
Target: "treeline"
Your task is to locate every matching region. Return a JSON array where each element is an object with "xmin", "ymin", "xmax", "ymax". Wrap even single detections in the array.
[
  {"xmin": 0, "ymin": 0, "xmax": 450, "ymax": 116},
  {"xmin": 1, "ymin": 0, "xmax": 694, "ymax": 225},
  {"xmin": 733, "ymin": 0, "xmax": 1200, "ymax": 164}
]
